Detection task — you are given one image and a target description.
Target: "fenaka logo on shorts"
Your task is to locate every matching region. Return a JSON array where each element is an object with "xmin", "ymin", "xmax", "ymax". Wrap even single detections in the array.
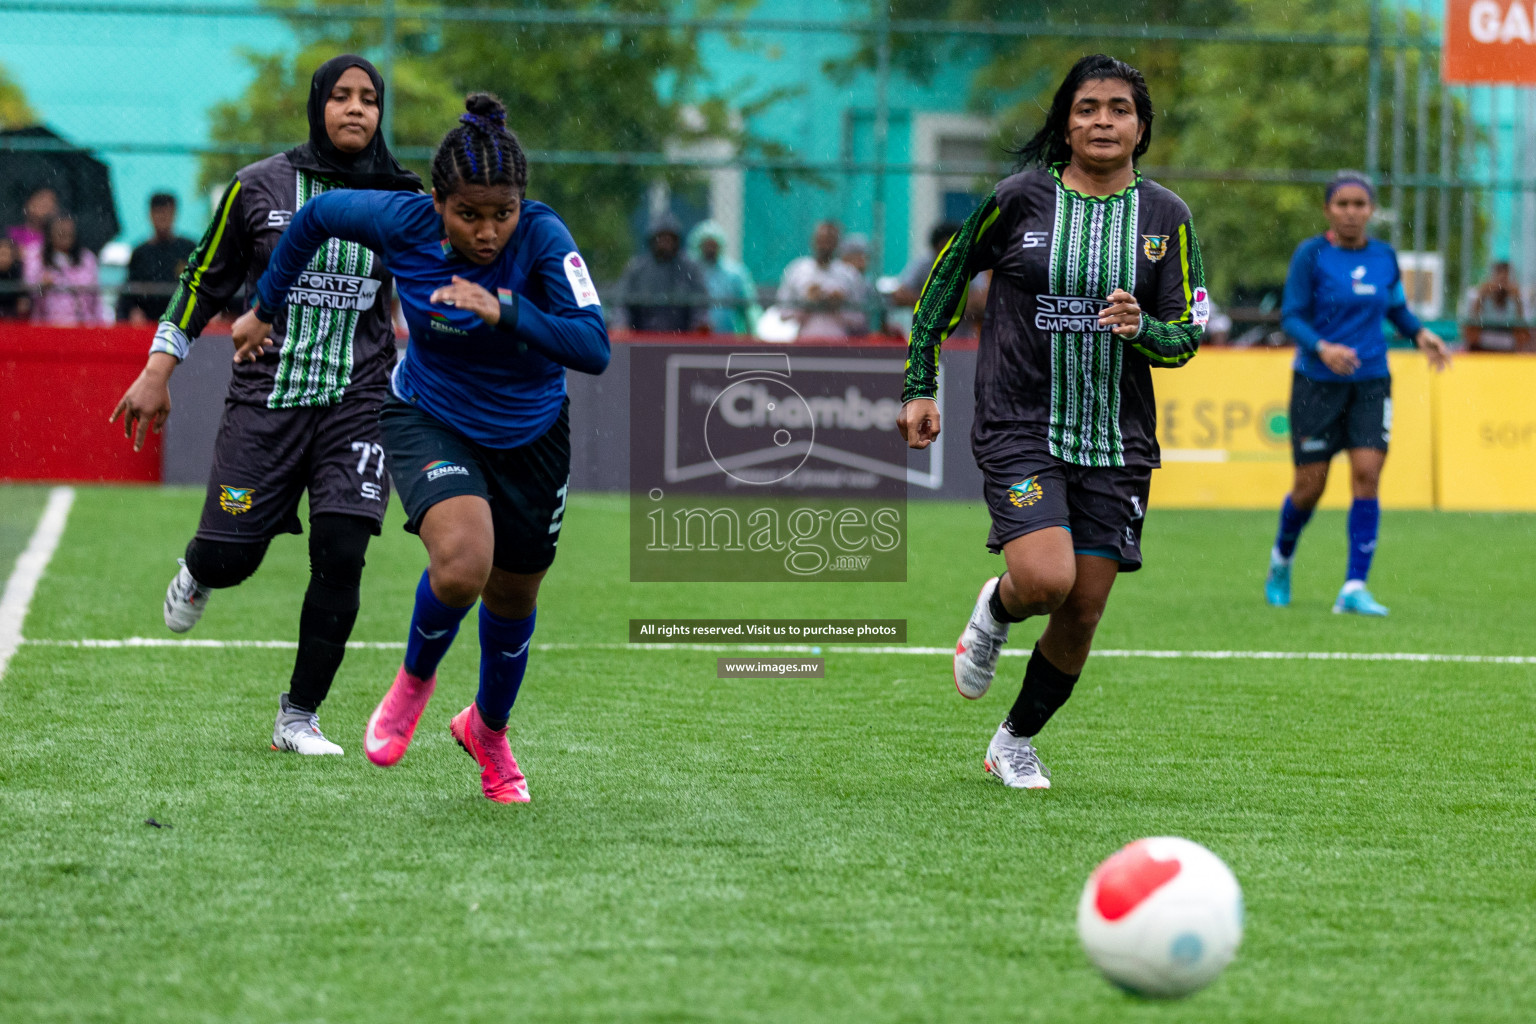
[
  {"xmin": 423, "ymin": 460, "xmax": 470, "ymax": 482},
  {"xmin": 1007, "ymin": 476, "xmax": 1044, "ymax": 508},
  {"xmin": 1142, "ymin": 234, "xmax": 1169, "ymax": 262},
  {"xmin": 287, "ymin": 271, "xmax": 381, "ymax": 312},
  {"xmin": 219, "ymin": 486, "xmax": 254, "ymax": 515},
  {"xmin": 1035, "ymin": 295, "xmax": 1110, "ymax": 334}
]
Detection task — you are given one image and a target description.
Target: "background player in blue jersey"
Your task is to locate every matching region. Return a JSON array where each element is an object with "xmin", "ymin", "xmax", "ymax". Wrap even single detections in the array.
[
  {"xmin": 233, "ymin": 94, "xmax": 610, "ymax": 803},
  {"xmin": 1265, "ymin": 172, "xmax": 1449, "ymax": 616}
]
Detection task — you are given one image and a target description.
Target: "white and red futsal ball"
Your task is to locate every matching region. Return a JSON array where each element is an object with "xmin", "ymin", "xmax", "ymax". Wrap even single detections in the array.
[{"xmin": 1076, "ymin": 836, "xmax": 1243, "ymax": 998}]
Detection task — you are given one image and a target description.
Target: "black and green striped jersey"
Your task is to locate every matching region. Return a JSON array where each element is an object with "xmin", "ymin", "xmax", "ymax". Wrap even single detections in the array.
[
  {"xmin": 904, "ymin": 166, "xmax": 1205, "ymax": 468},
  {"xmin": 151, "ymin": 153, "xmax": 397, "ymax": 409}
]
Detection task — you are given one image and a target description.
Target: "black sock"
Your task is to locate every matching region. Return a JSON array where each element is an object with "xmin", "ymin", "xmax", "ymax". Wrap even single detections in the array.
[
  {"xmin": 476, "ymin": 701, "xmax": 510, "ymax": 732},
  {"xmin": 988, "ymin": 575, "xmax": 1025, "ymax": 624},
  {"xmin": 286, "ymin": 583, "xmax": 359, "ymax": 712},
  {"xmin": 1004, "ymin": 644, "xmax": 1080, "ymax": 738},
  {"xmin": 285, "ymin": 515, "xmax": 370, "ymax": 713}
]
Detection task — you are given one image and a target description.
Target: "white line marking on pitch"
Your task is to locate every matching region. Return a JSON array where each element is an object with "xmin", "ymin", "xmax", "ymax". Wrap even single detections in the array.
[
  {"xmin": 18, "ymin": 636, "xmax": 1536, "ymax": 665},
  {"xmin": 0, "ymin": 487, "xmax": 76, "ymax": 680}
]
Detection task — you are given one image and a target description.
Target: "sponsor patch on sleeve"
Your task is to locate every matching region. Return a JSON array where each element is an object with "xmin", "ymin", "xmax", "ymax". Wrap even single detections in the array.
[
  {"xmin": 563, "ymin": 252, "xmax": 601, "ymax": 308},
  {"xmin": 1191, "ymin": 286, "xmax": 1210, "ymax": 327}
]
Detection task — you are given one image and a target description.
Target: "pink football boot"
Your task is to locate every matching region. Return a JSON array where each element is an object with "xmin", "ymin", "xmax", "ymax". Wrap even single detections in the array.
[
  {"xmin": 363, "ymin": 666, "xmax": 436, "ymax": 767},
  {"xmin": 449, "ymin": 704, "xmax": 529, "ymax": 804}
]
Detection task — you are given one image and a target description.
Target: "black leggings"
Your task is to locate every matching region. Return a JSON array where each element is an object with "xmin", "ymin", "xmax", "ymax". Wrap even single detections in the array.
[
  {"xmin": 184, "ymin": 514, "xmax": 371, "ymax": 592},
  {"xmin": 186, "ymin": 515, "xmax": 373, "ymax": 710}
]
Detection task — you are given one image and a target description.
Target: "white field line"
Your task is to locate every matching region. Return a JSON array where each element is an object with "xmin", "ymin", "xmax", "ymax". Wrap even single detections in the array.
[
  {"xmin": 17, "ymin": 636, "xmax": 1536, "ymax": 666},
  {"xmin": 0, "ymin": 487, "xmax": 76, "ymax": 680}
]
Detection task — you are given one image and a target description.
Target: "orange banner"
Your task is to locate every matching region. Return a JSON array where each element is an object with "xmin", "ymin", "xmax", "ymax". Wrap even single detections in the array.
[{"xmin": 1443, "ymin": 0, "xmax": 1536, "ymax": 84}]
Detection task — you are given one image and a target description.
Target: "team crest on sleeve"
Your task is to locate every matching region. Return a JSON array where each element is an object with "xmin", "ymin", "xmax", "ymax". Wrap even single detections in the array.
[
  {"xmin": 1007, "ymin": 477, "xmax": 1044, "ymax": 508},
  {"xmin": 218, "ymin": 486, "xmax": 254, "ymax": 515},
  {"xmin": 1192, "ymin": 286, "xmax": 1211, "ymax": 326},
  {"xmin": 563, "ymin": 252, "xmax": 601, "ymax": 308},
  {"xmin": 1142, "ymin": 234, "xmax": 1169, "ymax": 262}
]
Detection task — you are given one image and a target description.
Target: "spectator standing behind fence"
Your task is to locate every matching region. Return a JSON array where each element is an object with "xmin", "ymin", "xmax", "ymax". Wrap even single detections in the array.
[
  {"xmin": 8, "ymin": 186, "xmax": 58, "ymax": 260},
  {"xmin": 0, "ymin": 237, "xmax": 29, "ymax": 318},
  {"xmin": 837, "ymin": 233, "xmax": 877, "ymax": 334},
  {"xmin": 25, "ymin": 212, "xmax": 102, "ymax": 326},
  {"xmin": 686, "ymin": 219, "xmax": 758, "ymax": 335},
  {"xmin": 892, "ymin": 220, "xmax": 988, "ymax": 337},
  {"xmin": 612, "ymin": 211, "xmax": 709, "ymax": 333},
  {"xmin": 117, "ymin": 193, "xmax": 196, "ymax": 324},
  {"xmin": 1462, "ymin": 261, "xmax": 1530, "ymax": 352},
  {"xmin": 777, "ymin": 220, "xmax": 866, "ymax": 339}
]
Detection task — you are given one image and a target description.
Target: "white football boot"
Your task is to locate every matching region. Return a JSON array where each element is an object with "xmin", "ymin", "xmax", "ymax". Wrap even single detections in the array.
[
  {"xmin": 271, "ymin": 693, "xmax": 344, "ymax": 756},
  {"xmin": 954, "ymin": 576, "xmax": 1010, "ymax": 699},
  {"xmin": 983, "ymin": 723, "xmax": 1051, "ymax": 789},
  {"xmin": 163, "ymin": 558, "xmax": 211, "ymax": 634}
]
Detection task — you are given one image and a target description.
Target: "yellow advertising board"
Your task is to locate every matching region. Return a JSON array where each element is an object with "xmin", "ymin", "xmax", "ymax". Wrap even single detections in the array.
[
  {"xmin": 1433, "ymin": 355, "xmax": 1536, "ymax": 510},
  {"xmin": 1148, "ymin": 349, "xmax": 1435, "ymax": 509}
]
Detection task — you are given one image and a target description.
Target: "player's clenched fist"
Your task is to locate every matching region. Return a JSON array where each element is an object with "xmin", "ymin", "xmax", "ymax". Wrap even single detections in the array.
[
  {"xmin": 430, "ymin": 275, "xmax": 500, "ymax": 325},
  {"xmin": 231, "ymin": 307, "xmax": 274, "ymax": 364},
  {"xmin": 898, "ymin": 398, "xmax": 941, "ymax": 449}
]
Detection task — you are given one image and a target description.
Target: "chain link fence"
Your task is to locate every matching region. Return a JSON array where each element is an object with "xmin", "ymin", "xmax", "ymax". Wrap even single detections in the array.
[{"xmin": 0, "ymin": 0, "xmax": 1532, "ymax": 343}]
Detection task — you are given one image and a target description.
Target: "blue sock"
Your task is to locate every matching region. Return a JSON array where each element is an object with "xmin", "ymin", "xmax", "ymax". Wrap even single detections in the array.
[
  {"xmin": 403, "ymin": 569, "xmax": 472, "ymax": 679},
  {"xmin": 476, "ymin": 605, "xmax": 536, "ymax": 730},
  {"xmin": 1273, "ymin": 495, "xmax": 1313, "ymax": 562},
  {"xmin": 1346, "ymin": 498, "xmax": 1381, "ymax": 583}
]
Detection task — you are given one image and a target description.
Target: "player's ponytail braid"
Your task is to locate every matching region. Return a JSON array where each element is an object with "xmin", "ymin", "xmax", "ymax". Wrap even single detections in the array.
[{"xmin": 431, "ymin": 92, "xmax": 528, "ymax": 197}]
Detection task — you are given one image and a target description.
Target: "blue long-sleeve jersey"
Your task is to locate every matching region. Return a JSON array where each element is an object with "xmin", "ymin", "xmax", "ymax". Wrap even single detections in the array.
[
  {"xmin": 254, "ymin": 190, "xmax": 609, "ymax": 447},
  {"xmin": 1281, "ymin": 234, "xmax": 1422, "ymax": 382}
]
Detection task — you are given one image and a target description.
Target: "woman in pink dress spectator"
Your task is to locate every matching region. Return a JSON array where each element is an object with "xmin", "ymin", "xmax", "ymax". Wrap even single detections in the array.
[
  {"xmin": 25, "ymin": 213, "xmax": 103, "ymax": 325},
  {"xmin": 8, "ymin": 187, "xmax": 58, "ymax": 259}
]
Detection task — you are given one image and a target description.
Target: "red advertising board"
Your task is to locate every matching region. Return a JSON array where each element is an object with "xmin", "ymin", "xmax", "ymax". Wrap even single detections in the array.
[
  {"xmin": 1444, "ymin": 0, "xmax": 1536, "ymax": 83},
  {"xmin": 0, "ymin": 323, "xmax": 162, "ymax": 482}
]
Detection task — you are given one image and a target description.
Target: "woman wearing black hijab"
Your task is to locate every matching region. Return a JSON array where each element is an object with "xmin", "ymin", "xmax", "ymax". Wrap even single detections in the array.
[{"xmin": 113, "ymin": 55, "xmax": 421, "ymax": 756}]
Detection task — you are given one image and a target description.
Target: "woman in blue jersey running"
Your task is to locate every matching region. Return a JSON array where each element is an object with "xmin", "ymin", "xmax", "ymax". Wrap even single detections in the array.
[
  {"xmin": 1264, "ymin": 171, "xmax": 1448, "ymax": 616},
  {"xmin": 233, "ymin": 93, "xmax": 610, "ymax": 803}
]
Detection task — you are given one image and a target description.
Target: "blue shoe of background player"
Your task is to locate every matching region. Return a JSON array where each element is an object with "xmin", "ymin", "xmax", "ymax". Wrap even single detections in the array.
[
  {"xmin": 1264, "ymin": 559, "xmax": 1291, "ymax": 607},
  {"xmin": 1333, "ymin": 582, "xmax": 1389, "ymax": 617}
]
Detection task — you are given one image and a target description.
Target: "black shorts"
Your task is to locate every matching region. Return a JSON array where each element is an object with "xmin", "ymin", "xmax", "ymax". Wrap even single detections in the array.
[
  {"xmin": 1290, "ymin": 373, "xmax": 1392, "ymax": 464},
  {"xmin": 978, "ymin": 450, "xmax": 1151, "ymax": 571},
  {"xmin": 195, "ymin": 393, "xmax": 389, "ymax": 543},
  {"xmin": 379, "ymin": 395, "xmax": 571, "ymax": 575}
]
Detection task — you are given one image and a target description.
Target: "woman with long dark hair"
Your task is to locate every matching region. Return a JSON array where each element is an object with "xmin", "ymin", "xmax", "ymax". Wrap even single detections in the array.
[
  {"xmin": 27, "ymin": 213, "xmax": 102, "ymax": 325},
  {"xmin": 1263, "ymin": 172, "xmax": 1448, "ymax": 615},
  {"xmin": 897, "ymin": 54, "xmax": 1206, "ymax": 790},
  {"xmin": 233, "ymin": 94, "xmax": 609, "ymax": 804},
  {"xmin": 111, "ymin": 55, "xmax": 421, "ymax": 755}
]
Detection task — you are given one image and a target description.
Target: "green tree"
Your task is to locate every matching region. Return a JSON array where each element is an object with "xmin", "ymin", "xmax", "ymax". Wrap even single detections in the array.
[
  {"xmin": 204, "ymin": 0, "xmax": 780, "ymax": 278},
  {"xmin": 0, "ymin": 62, "xmax": 36, "ymax": 129}
]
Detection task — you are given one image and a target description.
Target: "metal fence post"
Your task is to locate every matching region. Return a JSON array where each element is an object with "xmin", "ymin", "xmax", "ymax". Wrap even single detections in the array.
[
  {"xmin": 1390, "ymin": 5, "xmax": 1407, "ymax": 250},
  {"xmin": 871, "ymin": 0, "xmax": 891, "ymax": 277},
  {"xmin": 382, "ymin": 0, "xmax": 397, "ymax": 150},
  {"xmin": 1367, "ymin": 0, "xmax": 1382, "ymax": 179}
]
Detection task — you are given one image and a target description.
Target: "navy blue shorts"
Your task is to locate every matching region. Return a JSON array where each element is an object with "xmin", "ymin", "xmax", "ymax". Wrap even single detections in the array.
[
  {"xmin": 977, "ymin": 449, "xmax": 1151, "ymax": 572},
  {"xmin": 379, "ymin": 396, "xmax": 570, "ymax": 575},
  {"xmin": 1289, "ymin": 373, "xmax": 1391, "ymax": 464}
]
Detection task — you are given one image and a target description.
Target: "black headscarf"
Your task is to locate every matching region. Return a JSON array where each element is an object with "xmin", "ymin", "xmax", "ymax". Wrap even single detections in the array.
[{"xmin": 285, "ymin": 54, "xmax": 421, "ymax": 192}]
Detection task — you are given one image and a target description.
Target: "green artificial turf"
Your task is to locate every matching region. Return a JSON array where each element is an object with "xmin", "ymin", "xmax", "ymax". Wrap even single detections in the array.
[{"xmin": 1, "ymin": 487, "xmax": 1533, "ymax": 1022}]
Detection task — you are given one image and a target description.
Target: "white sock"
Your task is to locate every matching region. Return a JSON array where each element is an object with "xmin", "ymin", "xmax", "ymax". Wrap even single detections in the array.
[
  {"xmin": 1270, "ymin": 546, "xmax": 1291, "ymax": 567},
  {"xmin": 979, "ymin": 577, "xmax": 1008, "ymax": 634},
  {"xmin": 997, "ymin": 720, "xmax": 1031, "ymax": 744},
  {"xmin": 1341, "ymin": 579, "xmax": 1365, "ymax": 594}
]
